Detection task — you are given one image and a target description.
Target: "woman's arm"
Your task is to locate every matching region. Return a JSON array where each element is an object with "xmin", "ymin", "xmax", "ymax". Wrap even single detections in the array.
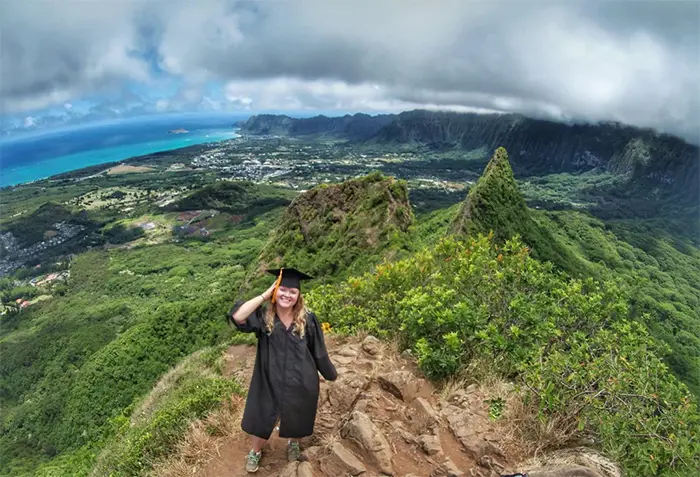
[
  {"xmin": 231, "ymin": 282, "xmax": 277, "ymax": 324},
  {"xmin": 307, "ymin": 312, "xmax": 338, "ymax": 381}
]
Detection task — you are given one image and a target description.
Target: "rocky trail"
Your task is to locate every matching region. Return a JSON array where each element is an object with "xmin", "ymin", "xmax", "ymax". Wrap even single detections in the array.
[{"xmin": 188, "ymin": 335, "xmax": 620, "ymax": 477}]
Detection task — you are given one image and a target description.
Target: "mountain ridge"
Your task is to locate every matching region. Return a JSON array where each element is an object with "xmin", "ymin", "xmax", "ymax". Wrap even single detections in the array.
[{"xmin": 239, "ymin": 110, "xmax": 699, "ymax": 203}]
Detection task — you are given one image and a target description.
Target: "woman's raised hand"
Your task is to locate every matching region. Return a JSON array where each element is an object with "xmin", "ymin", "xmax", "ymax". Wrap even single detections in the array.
[{"xmin": 261, "ymin": 281, "xmax": 278, "ymax": 301}]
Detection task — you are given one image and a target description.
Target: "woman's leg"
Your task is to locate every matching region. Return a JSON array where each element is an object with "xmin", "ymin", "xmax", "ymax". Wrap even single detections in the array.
[{"xmin": 251, "ymin": 435, "xmax": 267, "ymax": 453}]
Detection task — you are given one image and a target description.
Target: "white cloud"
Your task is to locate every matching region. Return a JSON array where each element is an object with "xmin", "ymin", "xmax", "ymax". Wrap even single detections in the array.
[{"xmin": 0, "ymin": 0, "xmax": 697, "ymax": 140}]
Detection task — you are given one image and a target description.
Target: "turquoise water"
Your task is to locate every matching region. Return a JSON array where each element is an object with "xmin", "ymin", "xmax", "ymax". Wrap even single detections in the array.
[
  {"xmin": 1, "ymin": 129, "xmax": 237, "ymax": 187},
  {"xmin": 1, "ymin": 114, "xmax": 247, "ymax": 188}
]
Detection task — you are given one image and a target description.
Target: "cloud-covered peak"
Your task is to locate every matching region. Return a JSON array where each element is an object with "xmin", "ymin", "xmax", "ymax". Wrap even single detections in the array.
[{"xmin": 1, "ymin": 0, "xmax": 698, "ymax": 141}]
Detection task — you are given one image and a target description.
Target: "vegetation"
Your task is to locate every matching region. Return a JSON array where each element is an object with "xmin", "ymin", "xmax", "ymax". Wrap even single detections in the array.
[
  {"xmin": 164, "ymin": 180, "xmax": 294, "ymax": 220},
  {"xmin": 257, "ymin": 171, "xmax": 414, "ymax": 283},
  {"xmin": 307, "ymin": 234, "xmax": 700, "ymax": 476},
  {"xmin": 1, "ymin": 127, "xmax": 698, "ymax": 477},
  {"xmin": 0, "ymin": 211, "xmax": 277, "ymax": 476}
]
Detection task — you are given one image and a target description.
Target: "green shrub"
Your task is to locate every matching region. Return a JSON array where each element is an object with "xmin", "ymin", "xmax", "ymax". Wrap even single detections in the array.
[{"xmin": 307, "ymin": 234, "xmax": 699, "ymax": 476}]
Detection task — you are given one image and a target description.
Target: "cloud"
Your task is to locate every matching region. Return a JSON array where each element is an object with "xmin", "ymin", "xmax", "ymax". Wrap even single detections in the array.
[{"xmin": 1, "ymin": 0, "xmax": 698, "ymax": 141}]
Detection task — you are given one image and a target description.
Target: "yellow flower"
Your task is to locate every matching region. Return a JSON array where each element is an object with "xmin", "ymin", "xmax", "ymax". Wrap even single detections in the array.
[{"xmin": 321, "ymin": 322, "xmax": 332, "ymax": 333}]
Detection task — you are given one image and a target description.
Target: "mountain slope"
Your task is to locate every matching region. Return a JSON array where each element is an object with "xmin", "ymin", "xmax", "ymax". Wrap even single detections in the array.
[
  {"xmin": 451, "ymin": 147, "xmax": 532, "ymax": 245},
  {"xmin": 255, "ymin": 172, "xmax": 414, "ymax": 283},
  {"xmin": 239, "ymin": 112, "xmax": 394, "ymax": 140},
  {"xmin": 239, "ymin": 110, "xmax": 699, "ymax": 203}
]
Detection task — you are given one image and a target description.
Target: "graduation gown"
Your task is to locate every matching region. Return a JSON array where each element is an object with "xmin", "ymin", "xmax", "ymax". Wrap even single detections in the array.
[{"xmin": 228, "ymin": 301, "xmax": 338, "ymax": 439}]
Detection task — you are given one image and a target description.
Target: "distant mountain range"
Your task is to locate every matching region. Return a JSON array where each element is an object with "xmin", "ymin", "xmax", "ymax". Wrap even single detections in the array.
[{"xmin": 239, "ymin": 110, "xmax": 699, "ymax": 203}]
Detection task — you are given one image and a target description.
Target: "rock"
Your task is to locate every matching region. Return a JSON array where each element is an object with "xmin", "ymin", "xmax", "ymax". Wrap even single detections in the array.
[
  {"xmin": 361, "ymin": 335, "xmax": 382, "ymax": 355},
  {"xmin": 446, "ymin": 413, "xmax": 474, "ymax": 439},
  {"xmin": 481, "ymin": 431, "xmax": 501, "ymax": 442},
  {"xmin": 319, "ymin": 384, "xmax": 329, "ymax": 407},
  {"xmin": 341, "ymin": 410, "xmax": 394, "ymax": 475},
  {"xmin": 461, "ymin": 436, "xmax": 504, "ymax": 460},
  {"xmin": 319, "ymin": 442, "xmax": 366, "ymax": 476},
  {"xmin": 337, "ymin": 346, "xmax": 359, "ymax": 358},
  {"xmin": 328, "ymin": 381, "xmax": 364, "ymax": 411},
  {"xmin": 527, "ymin": 465, "xmax": 605, "ymax": 477},
  {"xmin": 400, "ymin": 349, "xmax": 413, "ymax": 360},
  {"xmin": 334, "ymin": 355, "xmax": 356, "ymax": 365},
  {"xmin": 278, "ymin": 461, "xmax": 299, "ymax": 477},
  {"xmin": 300, "ymin": 445, "xmax": 322, "ymax": 462},
  {"xmin": 418, "ymin": 434, "xmax": 443, "ymax": 457},
  {"xmin": 477, "ymin": 455, "xmax": 505, "ymax": 472},
  {"xmin": 465, "ymin": 384, "xmax": 478, "ymax": 393},
  {"xmin": 378, "ymin": 370, "xmax": 431, "ymax": 402},
  {"xmin": 412, "ymin": 397, "xmax": 439, "ymax": 425},
  {"xmin": 297, "ymin": 461, "xmax": 314, "ymax": 477},
  {"xmin": 432, "ymin": 458, "xmax": 464, "ymax": 477}
]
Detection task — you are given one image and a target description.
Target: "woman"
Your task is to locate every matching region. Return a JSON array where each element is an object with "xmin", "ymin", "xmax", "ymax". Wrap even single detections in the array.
[{"xmin": 229, "ymin": 267, "xmax": 338, "ymax": 473}]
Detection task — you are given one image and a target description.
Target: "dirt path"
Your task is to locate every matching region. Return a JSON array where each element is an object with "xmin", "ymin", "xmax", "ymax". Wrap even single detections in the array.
[{"xmin": 192, "ymin": 335, "xmax": 527, "ymax": 477}]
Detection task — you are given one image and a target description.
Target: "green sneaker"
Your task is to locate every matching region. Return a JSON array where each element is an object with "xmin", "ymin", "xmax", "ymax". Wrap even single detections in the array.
[
  {"xmin": 246, "ymin": 449, "xmax": 262, "ymax": 473},
  {"xmin": 287, "ymin": 441, "xmax": 301, "ymax": 462}
]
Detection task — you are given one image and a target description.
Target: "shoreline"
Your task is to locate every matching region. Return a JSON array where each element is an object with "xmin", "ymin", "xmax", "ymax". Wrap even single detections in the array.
[{"xmin": 1, "ymin": 130, "xmax": 239, "ymax": 190}]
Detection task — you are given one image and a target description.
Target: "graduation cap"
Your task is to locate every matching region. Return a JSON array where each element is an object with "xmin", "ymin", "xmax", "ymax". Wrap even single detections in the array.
[{"xmin": 266, "ymin": 267, "xmax": 313, "ymax": 303}]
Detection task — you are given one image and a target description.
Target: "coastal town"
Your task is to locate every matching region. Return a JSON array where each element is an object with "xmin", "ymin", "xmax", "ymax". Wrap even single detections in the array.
[{"xmin": 0, "ymin": 134, "xmax": 475, "ymax": 313}]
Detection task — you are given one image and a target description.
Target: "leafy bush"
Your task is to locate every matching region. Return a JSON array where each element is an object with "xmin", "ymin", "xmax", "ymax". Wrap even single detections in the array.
[{"xmin": 307, "ymin": 234, "xmax": 699, "ymax": 476}]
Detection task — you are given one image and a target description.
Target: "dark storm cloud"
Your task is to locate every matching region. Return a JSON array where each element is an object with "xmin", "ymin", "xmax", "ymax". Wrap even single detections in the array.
[{"xmin": 1, "ymin": 0, "xmax": 698, "ymax": 141}]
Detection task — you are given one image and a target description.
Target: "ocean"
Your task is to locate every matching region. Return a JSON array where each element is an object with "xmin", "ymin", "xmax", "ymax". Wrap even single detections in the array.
[{"xmin": 0, "ymin": 113, "xmax": 249, "ymax": 188}]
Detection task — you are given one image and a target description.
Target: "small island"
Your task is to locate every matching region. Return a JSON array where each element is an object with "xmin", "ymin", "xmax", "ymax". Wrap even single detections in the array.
[{"xmin": 167, "ymin": 128, "xmax": 189, "ymax": 134}]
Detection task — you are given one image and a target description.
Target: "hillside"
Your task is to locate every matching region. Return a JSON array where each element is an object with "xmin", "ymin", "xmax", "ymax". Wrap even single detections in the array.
[
  {"xmin": 135, "ymin": 334, "xmax": 626, "ymax": 477},
  {"xmin": 239, "ymin": 113, "xmax": 394, "ymax": 140},
  {"xmin": 164, "ymin": 181, "xmax": 294, "ymax": 221},
  {"xmin": 240, "ymin": 110, "xmax": 699, "ymax": 205},
  {"xmin": 1, "ymin": 131, "xmax": 699, "ymax": 477},
  {"xmin": 256, "ymin": 172, "xmax": 414, "ymax": 282},
  {"xmin": 446, "ymin": 147, "xmax": 700, "ymax": 396}
]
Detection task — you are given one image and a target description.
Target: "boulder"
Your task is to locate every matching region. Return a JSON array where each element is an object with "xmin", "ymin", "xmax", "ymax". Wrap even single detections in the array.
[
  {"xmin": 418, "ymin": 434, "xmax": 444, "ymax": 457},
  {"xmin": 278, "ymin": 461, "xmax": 299, "ymax": 477},
  {"xmin": 297, "ymin": 461, "xmax": 315, "ymax": 477},
  {"xmin": 319, "ymin": 442, "xmax": 366, "ymax": 476},
  {"xmin": 337, "ymin": 346, "xmax": 359, "ymax": 358},
  {"xmin": 378, "ymin": 370, "xmax": 431, "ymax": 402},
  {"xmin": 412, "ymin": 397, "xmax": 439, "ymax": 425},
  {"xmin": 432, "ymin": 458, "xmax": 464, "ymax": 477},
  {"xmin": 300, "ymin": 445, "xmax": 322, "ymax": 462},
  {"xmin": 461, "ymin": 436, "xmax": 504, "ymax": 460},
  {"xmin": 341, "ymin": 410, "xmax": 394, "ymax": 475},
  {"xmin": 327, "ymin": 380, "xmax": 365, "ymax": 411},
  {"xmin": 361, "ymin": 335, "xmax": 382, "ymax": 355}
]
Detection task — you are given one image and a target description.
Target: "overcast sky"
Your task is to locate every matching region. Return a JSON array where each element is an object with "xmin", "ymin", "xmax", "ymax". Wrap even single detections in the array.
[{"xmin": 1, "ymin": 0, "xmax": 698, "ymax": 142}]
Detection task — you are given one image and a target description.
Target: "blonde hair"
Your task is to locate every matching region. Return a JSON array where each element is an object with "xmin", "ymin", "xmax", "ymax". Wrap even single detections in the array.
[{"xmin": 264, "ymin": 293, "xmax": 307, "ymax": 338}]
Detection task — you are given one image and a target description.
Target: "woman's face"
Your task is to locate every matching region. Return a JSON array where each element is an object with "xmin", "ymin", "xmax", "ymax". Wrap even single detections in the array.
[{"xmin": 276, "ymin": 286, "xmax": 299, "ymax": 309}]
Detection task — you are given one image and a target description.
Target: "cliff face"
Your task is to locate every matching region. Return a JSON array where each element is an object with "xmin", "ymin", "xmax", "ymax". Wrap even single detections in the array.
[
  {"xmin": 239, "ymin": 110, "xmax": 699, "ymax": 201},
  {"xmin": 239, "ymin": 113, "xmax": 394, "ymax": 140}
]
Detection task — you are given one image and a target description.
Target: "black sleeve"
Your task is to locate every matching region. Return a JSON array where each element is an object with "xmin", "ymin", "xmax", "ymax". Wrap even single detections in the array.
[
  {"xmin": 307, "ymin": 312, "xmax": 338, "ymax": 381},
  {"xmin": 227, "ymin": 300, "xmax": 265, "ymax": 337}
]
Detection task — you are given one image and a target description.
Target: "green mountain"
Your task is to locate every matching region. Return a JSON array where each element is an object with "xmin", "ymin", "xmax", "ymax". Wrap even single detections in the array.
[
  {"xmin": 238, "ymin": 112, "xmax": 394, "ymax": 140},
  {"xmin": 256, "ymin": 172, "xmax": 414, "ymax": 282},
  {"xmin": 240, "ymin": 110, "xmax": 699, "ymax": 205},
  {"xmin": 164, "ymin": 180, "xmax": 293, "ymax": 220},
  {"xmin": 451, "ymin": 147, "xmax": 532, "ymax": 244}
]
